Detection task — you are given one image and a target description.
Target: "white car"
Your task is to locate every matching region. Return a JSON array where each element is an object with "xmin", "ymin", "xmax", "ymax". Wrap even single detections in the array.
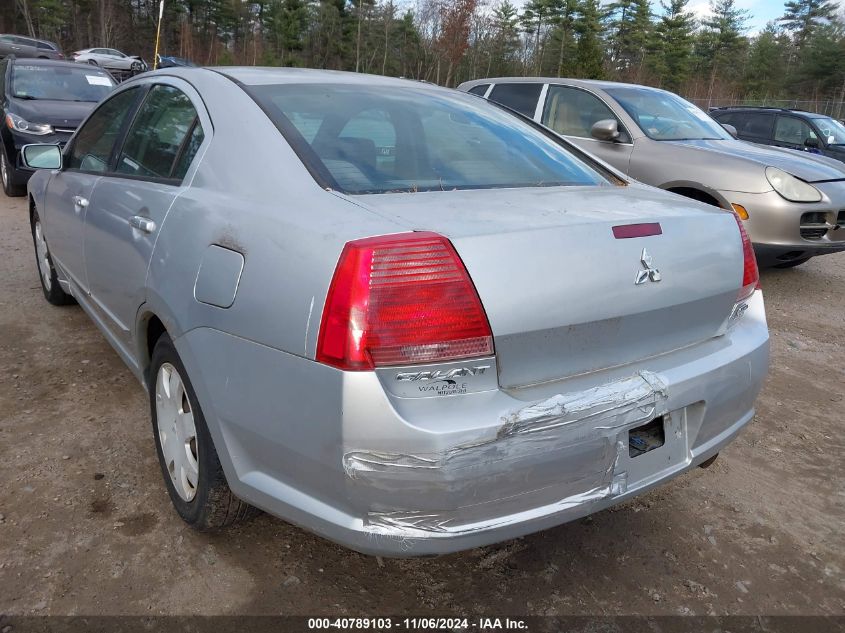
[{"xmin": 72, "ymin": 47, "xmax": 146, "ymax": 73}]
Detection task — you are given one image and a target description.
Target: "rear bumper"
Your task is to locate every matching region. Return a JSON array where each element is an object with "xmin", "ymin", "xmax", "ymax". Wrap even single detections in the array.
[{"xmin": 175, "ymin": 292, "xmax": 769, "ymax": 556}]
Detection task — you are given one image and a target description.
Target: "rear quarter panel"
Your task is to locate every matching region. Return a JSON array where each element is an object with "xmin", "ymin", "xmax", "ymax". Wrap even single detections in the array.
[{"xmin": 142, "ymin": 70, "xmax": 405, "ymax": 364}]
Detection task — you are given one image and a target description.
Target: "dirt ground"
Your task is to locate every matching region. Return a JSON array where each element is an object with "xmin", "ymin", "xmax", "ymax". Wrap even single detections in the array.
[{"xmin": 0, "ymin": 192, "xmax": 843, "ymax": 618}]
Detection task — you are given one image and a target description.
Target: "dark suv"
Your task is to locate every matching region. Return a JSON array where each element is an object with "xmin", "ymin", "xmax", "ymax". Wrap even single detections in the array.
[
  {"xmin": 0, "ymin": 34, "xmax": 63, "ymax": 60},
  {"xmin": 1, "ymin": 57, "xmax": 114, "ymax": 196},
  {"xmin": 711, "ymin": 106, "xmax": 845, "ymax": 164}
]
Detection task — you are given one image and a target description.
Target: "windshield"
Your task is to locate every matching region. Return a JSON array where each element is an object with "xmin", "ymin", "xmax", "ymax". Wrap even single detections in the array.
[
  {"xmin": 248, "ymin": 83, "xmax": 609, "ymax": 194},
  {"xmin": 810, "ymin": 116, "xmax": 845, "ymax": 145},
  {"xmin": 605, "ymin": 87, "xmax": 732, "ymax": 142},
  {"xmin": 12, "ymin": 64, "xmax": 115, "ymax": 102}
]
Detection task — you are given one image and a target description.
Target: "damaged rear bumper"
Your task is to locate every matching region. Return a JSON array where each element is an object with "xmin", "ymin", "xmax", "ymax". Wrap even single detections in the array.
[{"xmin": 177, "ymin": 292, "xmax": 769, "ymax": 556}]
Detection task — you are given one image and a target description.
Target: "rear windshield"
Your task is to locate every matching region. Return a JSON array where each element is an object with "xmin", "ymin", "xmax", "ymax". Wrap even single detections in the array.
[
  {"xmin": 11, "ymin": 64, "xmax": 115, "ymax": 102},
  {"xmin": 248, "ymin": 83, "xmax": 608, "ymax": 194}
]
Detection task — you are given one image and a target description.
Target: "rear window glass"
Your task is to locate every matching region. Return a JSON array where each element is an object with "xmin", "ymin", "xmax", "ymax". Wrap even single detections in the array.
[
  {"xmin": 488, "ymin": 83, "xmax": 543, "ymax": 117},
  {"xmin": 12, "ymin": 64, "xmax": 114, "ymax": 102},
  {"xmin": 249, "ymin": 83, "xmax": 607, "ymax": 194}
]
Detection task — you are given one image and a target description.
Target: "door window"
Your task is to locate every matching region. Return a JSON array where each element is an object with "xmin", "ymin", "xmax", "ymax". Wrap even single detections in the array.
[
  {"xmin": 542, "ymin": 85, "xmax": 621, "ymax": 139},
  {"xmin": 468, "ymin": 84, "xmax": 490, "ymax": 97},
  {"xmin": 115, "ymin": 84, "xmax": 203, "ymax": 181},
  {"xmin": 774, "ymin": 116, "xmax": 817, "ymax": 145},
  {"xmin": 488, "ymin": 83, "xmax": 543, "ymax": 117},
  {"xmin": 68, "ymin": 87, "xmax": 141, "ymax": 172}
]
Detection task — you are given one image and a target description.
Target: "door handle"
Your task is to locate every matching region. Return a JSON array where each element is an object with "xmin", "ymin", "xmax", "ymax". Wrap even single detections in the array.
[
  {"xmin": 72, "ymin": 195, "xmax": 88, "ymax": 209},
  {"xmin": 129, "ymin": 215, "xmax": 156, "ymax": 233}
]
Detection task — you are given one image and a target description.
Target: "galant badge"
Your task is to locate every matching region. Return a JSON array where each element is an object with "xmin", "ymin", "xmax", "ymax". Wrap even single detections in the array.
[{"xmin": 635, "ymin": 248, "xmax": 661, "ymax": 285}]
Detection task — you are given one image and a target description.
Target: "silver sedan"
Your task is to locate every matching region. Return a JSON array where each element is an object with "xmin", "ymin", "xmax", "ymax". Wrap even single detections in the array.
[
  {"xmin": 22, "ymin": 68, "xmax": 769, "ymax": 556},
  {"xmin": 72, "ymin": 47, "xmax": 146, "ymax": 73},
  {"xmin": 459, "ymin": 78, "xmax": 845, "ymax": 269}
]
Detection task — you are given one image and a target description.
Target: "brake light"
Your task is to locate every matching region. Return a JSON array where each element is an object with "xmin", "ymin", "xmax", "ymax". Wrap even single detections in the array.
[
  {"xmin": 316, "ymin": 232, "xmax": 494, "ymax": 371},
  {"xmin": 733, "ymin": 212, "xmax": 759, "ymax": 301}
]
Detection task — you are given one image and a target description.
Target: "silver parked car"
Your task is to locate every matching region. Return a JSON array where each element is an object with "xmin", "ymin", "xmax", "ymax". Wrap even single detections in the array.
[
  {"xmin": 71, "ymin": 47, "xmax": 146, "ymax": 73},
  {"xmin": 22, "ymin": 68, "xmax": 769, "ymax": 556},
  {"xmin": 459, "ymin": 78, "xmax": 845, "ymax": 268}
]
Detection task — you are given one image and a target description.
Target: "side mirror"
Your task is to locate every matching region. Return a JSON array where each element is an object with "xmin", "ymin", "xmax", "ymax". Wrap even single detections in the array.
[
  {"xmin": 721, "ymin": 123, "xmax": 738, "ymax": 138},
  {"xmin": 21, "ymin": 144, "xmax": 62, "ymax": 170},
  {"xmin": 804, "ymin": 137, "xmax": 820, "ymax": 149},
  {"xmin": 590, "ymin": 119, "xmax": 620, "ymax": 142}
]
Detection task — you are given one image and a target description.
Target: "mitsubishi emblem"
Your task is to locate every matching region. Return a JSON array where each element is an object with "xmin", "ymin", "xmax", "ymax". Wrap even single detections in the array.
[{"xmin": 635, "ymin": 248, "xmax": 661, "ymax": 285}]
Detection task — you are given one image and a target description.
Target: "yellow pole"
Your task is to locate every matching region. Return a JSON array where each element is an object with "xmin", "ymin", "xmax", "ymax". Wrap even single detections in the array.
[{"xmin": 153, "ymin": 0, "xmax": 164, "ymax": 70}]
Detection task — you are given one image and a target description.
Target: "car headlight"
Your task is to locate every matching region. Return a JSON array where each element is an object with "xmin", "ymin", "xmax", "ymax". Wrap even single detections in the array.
[
  {"xmin": 765, "ymin": 166, "xmax": 822, "ymax": 202},
  {"xmin": 5, "ymin": 113, "xmax": 54, "ymax": 135}
]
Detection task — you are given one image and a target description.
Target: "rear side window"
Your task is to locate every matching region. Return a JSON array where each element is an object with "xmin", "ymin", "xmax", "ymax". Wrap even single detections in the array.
[
  {"xmin": 251, "ymin": 83, "xmax": 607, "ymax": 194},
  {"xmin": 467, "ymin": 84, "xmax": 489, "ymax": 97},
  {"xmin": 69, "ymin": 87, "xmax": 141, "ymax": 172},
  {"xmin": 488, "ymin": 83, "xmax": 543, "ymax": 118},
  {"xmin": 724, "ymin": 112, "xmax": 775, "ymax": 141},
  {"xmin": 36, "ymin": 42, "xmax": 55, "ymax": 51},
  {"xmin": 115, "ymin": 84, "xmax": 203, "ymax": 181}
]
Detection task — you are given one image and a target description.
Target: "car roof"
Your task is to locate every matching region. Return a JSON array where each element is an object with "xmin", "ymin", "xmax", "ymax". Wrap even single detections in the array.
[
  {"xmin": 461, "ymin": 76, "xmax": 671, "ymax": 93},
  {"xmin": 710, "ymin": 106, "xmax": 829, "ymax": 119},
  {"xmin": 212, "ymin": 66, "xmax": 442, "ymax": 89},
  {"xmin": 1, "ymin": 33, "xmax": 56, "ymax": 44}
]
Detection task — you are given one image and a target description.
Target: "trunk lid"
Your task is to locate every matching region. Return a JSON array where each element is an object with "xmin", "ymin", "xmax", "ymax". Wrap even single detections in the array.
[{"xmin": 356, "ymin": 184, "xmax": 744, "ymax": 388}]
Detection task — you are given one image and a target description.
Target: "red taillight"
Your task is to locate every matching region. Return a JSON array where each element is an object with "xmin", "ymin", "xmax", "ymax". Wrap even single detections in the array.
[
  {"xmin": 316, "ymin": 232, "xmax": 494, "ymax": 371},
  {"xmin": 733, "ymin": 213, "xmax": 759, "ymax": 301}
]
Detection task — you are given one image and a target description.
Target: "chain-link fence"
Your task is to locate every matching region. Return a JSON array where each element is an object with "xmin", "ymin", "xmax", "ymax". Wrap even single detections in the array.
[{"xmin": 686, "ymin": 97, "xmax": 845, "ymax": 120}]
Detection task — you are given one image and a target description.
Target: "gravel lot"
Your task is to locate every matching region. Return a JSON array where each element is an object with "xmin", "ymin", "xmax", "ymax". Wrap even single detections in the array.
[{"xmin": 1, "ymin": 192, "xmax": 843, "ymax": 617}]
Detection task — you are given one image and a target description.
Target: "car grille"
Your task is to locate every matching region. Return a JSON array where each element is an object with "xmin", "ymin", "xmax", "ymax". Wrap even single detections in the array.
[
  {"xmin": 800, "ymin": 211, "xmax": 833, "ymax": 240},
  {"xmin": 838, "ymin": 210, "xmax": 845, "ymax": 228}
]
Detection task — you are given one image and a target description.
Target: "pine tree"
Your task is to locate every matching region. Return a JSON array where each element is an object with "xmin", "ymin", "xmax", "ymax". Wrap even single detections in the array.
[
  {"xmin": 695, "ymin": 0, "xmax": 749, "ymax": 87},
  {"xmin": 606, "ymin": 0, "xmax": 652, "ymax": 78},
  {"xmin": 491, "ymin": 0, "xmax": 521, "ymax": 75},
  {"xmin": 651, "ymin": 0, "xmax": 695, "ymax": 91},
  {"xmin": 780, "ymin": 0, "xmax": 840, "ymax": 46},
  {"xmin": 574, "ymin": 0, "xmax": 605, "ymax": 78},
  {"xmin": 520, "ymin": 0, "xmax": 554, "ymax": 73},
  {"xmin": 744, "ymin": 23, "xmax": 790, "ymax": 97},
  {"xmin": 547, "ymin": 0, "xmax": 577, "ymax": 76}
]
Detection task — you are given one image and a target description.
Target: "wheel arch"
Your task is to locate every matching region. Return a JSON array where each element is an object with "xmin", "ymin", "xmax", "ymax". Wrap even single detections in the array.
[
  {"xmin": 135, "ymin": 297, "xmax": 184, "ymax": 387},
  {"xmin": 660, "ymin": 181, "xmax": 730, "ymax": 209}
]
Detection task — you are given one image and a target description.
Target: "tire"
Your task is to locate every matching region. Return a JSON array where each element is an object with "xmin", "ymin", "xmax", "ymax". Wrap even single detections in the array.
[
  {"xmin": 773, "ymin": 257, "xmax": 810, "ymax": 269},
  {"xmin": 149, "ymin": 333, "xmax": 257, "ymax": 530},
  {"xmin": 87, "ymin": 59, "xmax": 99, "ymax": 65},
  {"xmin": 1, "ymin": 149, "xmax": 25, "ymax": 197},
  {"xmin": 31, "ymin": 208, "xmax": 75, "ymax": 306},
  {"xmin": 698, "ymin": 453, "xmax": 719, "ymax": 469}
]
